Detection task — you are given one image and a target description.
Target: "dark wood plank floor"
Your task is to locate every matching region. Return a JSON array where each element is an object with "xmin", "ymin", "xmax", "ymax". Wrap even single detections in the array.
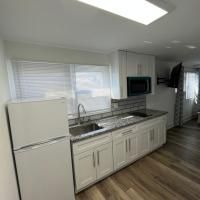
[{"xmin": 76, "ymin": 121, "xmax": 200, "ymax": 200}]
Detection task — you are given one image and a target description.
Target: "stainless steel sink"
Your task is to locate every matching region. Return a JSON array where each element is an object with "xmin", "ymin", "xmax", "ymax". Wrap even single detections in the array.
[{"xmin": 69, "ymin": 123, "xmax": 103, "ymax": 136}]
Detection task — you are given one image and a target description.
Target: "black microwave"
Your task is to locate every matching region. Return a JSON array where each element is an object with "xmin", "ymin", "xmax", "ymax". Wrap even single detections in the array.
[{"xmin": 127, "ymin": 77, "xmax": 151, "ymax": 96}]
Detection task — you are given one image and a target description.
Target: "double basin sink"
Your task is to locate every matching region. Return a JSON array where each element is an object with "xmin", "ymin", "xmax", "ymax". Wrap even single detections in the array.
[{"xmin": 69, "ymin": 111, "xmax": 152, "ymax": 137}]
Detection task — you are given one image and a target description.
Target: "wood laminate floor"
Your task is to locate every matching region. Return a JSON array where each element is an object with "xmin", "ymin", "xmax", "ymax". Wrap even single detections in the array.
[{"xmin": 76, "ymin": 121, "xmax": 200, "ymax": 200}]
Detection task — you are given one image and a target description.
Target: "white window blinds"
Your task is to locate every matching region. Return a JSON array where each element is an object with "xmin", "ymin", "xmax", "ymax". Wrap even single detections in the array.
[
  {"xmin": 75, "ymin": 65, "xmax": 111, "ymax": 112},
  {"xmin": 184, "ymin": 72, "xmax": 199, "ymax": 101},
  {"xmin": 12, "ymin": 61, "xmax": 111, "ymax": 115}
]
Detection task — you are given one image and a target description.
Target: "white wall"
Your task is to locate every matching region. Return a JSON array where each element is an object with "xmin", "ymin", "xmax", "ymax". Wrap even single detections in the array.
[
  {"xmin": 147, "ymin": 60, "xmax": 177, "ymax": 129},
  {"xmin": 0, "ymin": 39, "xmax": 19, "ymax": 200},
  {"xmin": 5, "ymin": 41, "xmax": 109, "ymax": 66}
]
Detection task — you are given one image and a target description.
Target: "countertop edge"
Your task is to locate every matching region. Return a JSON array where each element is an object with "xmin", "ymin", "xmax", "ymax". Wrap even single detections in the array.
[{"xmin": 70, "ymin": 110, "xmax": 168, "ymax": 143}]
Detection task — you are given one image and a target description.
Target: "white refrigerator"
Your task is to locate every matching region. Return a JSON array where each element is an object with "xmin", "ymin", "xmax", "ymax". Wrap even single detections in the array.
[{"xmin": 8, "ymin": 98, "xmax": 75, "ymax": 200}]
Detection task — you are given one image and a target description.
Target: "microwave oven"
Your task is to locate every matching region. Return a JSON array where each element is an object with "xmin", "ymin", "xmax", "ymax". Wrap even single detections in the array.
[{"xmin": 127, "ymin": 77, "xmax": 151, "ymax": 96}]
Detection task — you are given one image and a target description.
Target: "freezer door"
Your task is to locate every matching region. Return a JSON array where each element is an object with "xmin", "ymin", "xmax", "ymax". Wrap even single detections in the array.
[
  {"xmin": 15, "ymin": 138, "xmax": 75, "ymax": 200},
  {"xmin": 8, "ymin": 98, "xmax": 69, "ymax": 150}
]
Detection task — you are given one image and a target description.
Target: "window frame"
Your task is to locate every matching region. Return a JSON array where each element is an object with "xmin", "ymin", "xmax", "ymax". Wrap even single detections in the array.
[{"xmin": 184, "ymin": 71, "xmax": 199, "ymax": 101}]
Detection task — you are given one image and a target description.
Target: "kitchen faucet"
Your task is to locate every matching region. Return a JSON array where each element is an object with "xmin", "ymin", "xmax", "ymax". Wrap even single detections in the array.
[{"xmin": 77, "ymin": 104, "xmax": 86, "ymax": 125}]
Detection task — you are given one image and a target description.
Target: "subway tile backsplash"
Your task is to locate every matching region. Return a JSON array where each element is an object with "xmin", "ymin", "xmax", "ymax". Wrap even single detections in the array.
[{"xmin": 69, "ymin": 95, "xmax": 146, "ymax": 126}]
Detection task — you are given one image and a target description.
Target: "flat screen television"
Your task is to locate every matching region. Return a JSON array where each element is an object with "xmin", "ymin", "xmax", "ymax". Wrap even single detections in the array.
[{"xmin": 168, "ymin": 63, "xmax": 182, "ymax": 88}]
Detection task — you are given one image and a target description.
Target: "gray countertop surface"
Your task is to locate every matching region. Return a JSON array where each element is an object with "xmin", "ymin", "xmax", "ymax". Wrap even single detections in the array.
[{"xmin": 70, "ymin": 109, "xmax": 168, "ymax": 143}]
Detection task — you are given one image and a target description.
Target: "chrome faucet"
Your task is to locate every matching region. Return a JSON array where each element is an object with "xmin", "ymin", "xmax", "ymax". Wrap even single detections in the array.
[{"xmin": 77, "ymin": 104, "xmax": 86, "ymax": 125}]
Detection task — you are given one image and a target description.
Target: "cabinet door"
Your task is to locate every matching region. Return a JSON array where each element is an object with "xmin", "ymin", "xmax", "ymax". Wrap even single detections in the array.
[
  {"xmin": 127, "ymin": 52, "xmax": 139, "ymax": 76},
  {"xmin": 119, "ymin": 51, "xmax": 128, "ymax": 98},
  {"xmin": 159, "ymin": 121, "xmax": 167, "ymax": 145},
  {"xmin": 113, "ymin": 137, "xmax": 127, "ymax": 170},
  {"xmin": 110, "ymin": 50, "xmax": 127, "ymax": 99},
  {"xmin": 150, "ymin": 126, "xmax": 159, "ymax": 151},
  {"xmin": 127, "ymin": 134, "xmax": 138, "ymax": 163},
  {"xmin": 74, "ymin": 149, "xmax": 96, "ymax": 190},
  {"xmin": 139, "ymin": 55, "xmax": 148, "ymax": 76},
  {"xmin": 137, "ymin": 130, "xmax": 150, "ymax": 156},
  {"xmin": 96, "ymin": 142, "xmax": 113, "ymax": 179}
]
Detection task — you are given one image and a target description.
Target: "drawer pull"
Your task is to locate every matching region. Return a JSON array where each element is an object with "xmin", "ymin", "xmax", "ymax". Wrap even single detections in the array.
[{"xmin": 129, "ymin": 138, "xmax": 131, "ymax": 152}]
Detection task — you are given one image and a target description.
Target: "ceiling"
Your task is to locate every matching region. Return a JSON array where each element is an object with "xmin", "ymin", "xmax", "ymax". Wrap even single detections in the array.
[{"xmin": 0, "ymin": 0, "xmax": 200, "ymax": 62}]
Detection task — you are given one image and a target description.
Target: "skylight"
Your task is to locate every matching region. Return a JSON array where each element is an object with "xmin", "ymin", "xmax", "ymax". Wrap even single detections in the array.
[{"xmin": 77, "ymin": 0, "xmax": 168, "ymax": 25}]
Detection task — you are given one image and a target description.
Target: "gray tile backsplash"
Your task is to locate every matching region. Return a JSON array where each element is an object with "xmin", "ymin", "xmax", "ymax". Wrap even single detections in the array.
[{"xmin": 69, "ymin": 95, "xmax": 146, "ymax": 126}]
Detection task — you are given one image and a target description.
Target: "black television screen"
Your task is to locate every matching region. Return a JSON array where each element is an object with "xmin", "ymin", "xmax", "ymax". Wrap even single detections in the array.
[{"xmin": 168, "ymin": 63, "xmax": 182, "ymax": 88}]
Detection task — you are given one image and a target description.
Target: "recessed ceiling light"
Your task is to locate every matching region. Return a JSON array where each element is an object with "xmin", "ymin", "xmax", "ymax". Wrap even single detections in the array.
[
  {"xmin": 185, "ymin": 45, "xmax": 197, "ymax": 49},
  {"xmin": 77, "ymin": 0, "xmax": 168, "ymax": 25},
  {"xmin": 171, "ymin": 40, "xmax": 181, "ymax": 44},
  {"xmin": 165, "ymin": 46, "xmax": 172, "ymax": 49},
  {"xmin": 144, "ymin": 41, "xmax": 153, "ymax": 44}
]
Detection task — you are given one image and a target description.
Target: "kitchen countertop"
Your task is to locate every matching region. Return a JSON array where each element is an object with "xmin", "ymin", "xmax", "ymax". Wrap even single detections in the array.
[{"xmin": 70, "ymin": 109, "xmax": 168, "ymax": 143}]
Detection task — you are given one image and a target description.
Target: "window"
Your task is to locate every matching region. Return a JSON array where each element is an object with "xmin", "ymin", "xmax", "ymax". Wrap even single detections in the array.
[
  {"xmin": 75, "ymin": 65, "xmax": 111, "ymax": 112},
  {"xmin": 184, "ymin": 72, "xmax": 199, "ymax": 101},
  {"xmin": 11, "ymin": 61, "xmax": 111, "ymax": 115}
]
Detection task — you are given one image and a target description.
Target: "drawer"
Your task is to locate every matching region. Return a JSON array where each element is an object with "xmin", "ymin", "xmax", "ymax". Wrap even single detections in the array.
[
  {"xmin": 137, "ymin": 115, "xmax": 166, "ymax": 130},
  {"xmin": 112, "ymin": 125, "xmax": 137, "ymax": 140},
  {"xmin": 73, "ymin": 133, "xmax": 112, "ymax": 155}
]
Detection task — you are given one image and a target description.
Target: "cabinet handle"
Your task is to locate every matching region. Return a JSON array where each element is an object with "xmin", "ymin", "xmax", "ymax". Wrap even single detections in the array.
[
  {"xmin": 126, "ymin": 139, "xmax": 128, "ymax": 152},
  {"xmin": 93, "ymin": 152, "xmax": 96, "ymax": 168},
  {"xmin": 152, "ymin": 129, "xmax": 155, "ymax": 140},
  {"xmin": 129, "ymin": 138, "xmax": 131, "ymax": 152},
  {"xmin": 97, "ymin": 151, "xmax": 100, "ymax": 166}
]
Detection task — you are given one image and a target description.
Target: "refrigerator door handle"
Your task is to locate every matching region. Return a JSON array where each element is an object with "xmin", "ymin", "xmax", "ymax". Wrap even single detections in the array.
[{"xmin": 15, "ymin": 136, "xmax": 67, "ymax": 153}]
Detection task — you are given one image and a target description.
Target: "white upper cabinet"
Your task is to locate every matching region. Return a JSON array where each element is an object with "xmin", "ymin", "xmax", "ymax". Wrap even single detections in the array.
[
  {"xmin": 110, "ymin": 51, "xmax": 127, "ymax": 99},
  {"xmin": 110, "ymin": 50, "xmax": 155, "ymax": 99},
  {"xmin": 126, "ymin": 52, "xmax": 138, "ymax": 76}
]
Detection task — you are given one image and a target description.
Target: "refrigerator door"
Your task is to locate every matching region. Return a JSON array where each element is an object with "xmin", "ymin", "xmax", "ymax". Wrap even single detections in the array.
[
  {"xmin": 8, "ymin": 98, "xmax": 69, "ymax": 150},
  {"xmin": 15, "ymin": 138, "xmax": 75, "ymax": 200}
]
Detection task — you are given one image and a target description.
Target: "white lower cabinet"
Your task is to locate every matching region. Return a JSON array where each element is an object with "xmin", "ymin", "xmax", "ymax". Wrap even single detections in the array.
[
  {"xmin": 159, "ymin": 121, "xmax": 167, "ymax": 145},
  {"xmin": 127, "ymin": 133, "xmax": 138, "ymax": 162},
  {"xmin": 73, "ymin": 115, "xmax": 167, "ymax": 192},
  {"xmin": 113, "ymin": 137, "xmax": 127, "ymax": 170},
  {"xmin": 137, "ymin": 130, "xmax": 150, "ymax": 157},
  {"xmin": 113, "ymin": 131, "xmax": 138, "ymax": 170},
  {"xmin": 149, "ymin": 125, "xmax": 160, "ymax": 151},
  {"xmin": 96, "ymin": 142, "xmax": 113, "ymax": 179},
  {"xmin": 74, "ymin": 149, "xmax": 97, "ymax": 190},
  {"xmin": 74, "ymin": 141, "xmax": 113, "ymax": 191}
]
